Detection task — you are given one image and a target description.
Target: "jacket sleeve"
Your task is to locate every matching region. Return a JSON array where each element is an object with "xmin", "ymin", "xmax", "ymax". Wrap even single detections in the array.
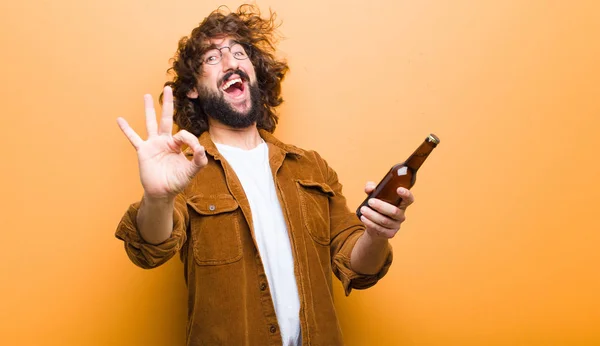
[
  {"xmin": 316, "ymin": 153, "xmax": 394, "ymax": 296},
  {"xmin": 115, "ymin": 195, "xmax": 189, "ymax": 269}
]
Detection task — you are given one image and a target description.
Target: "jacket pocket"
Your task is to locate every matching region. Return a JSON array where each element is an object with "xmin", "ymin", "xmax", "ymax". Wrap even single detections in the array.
[
  {"xmin": 296, "ymin": 179, "xmax": 335, "ymax": 245},
  {"xmin": 186, "ymin": 194, "xmax": 243, "ymax": 265}
]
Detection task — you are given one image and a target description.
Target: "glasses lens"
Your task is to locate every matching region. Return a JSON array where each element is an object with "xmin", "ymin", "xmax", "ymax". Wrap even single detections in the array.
[
  {"xmin": 203, "ymin": 49, "xmax": 221, "ymax": 65},
  {"xmin": 230, "ymin": 43, "xmax": 249, "ymax": 60}
]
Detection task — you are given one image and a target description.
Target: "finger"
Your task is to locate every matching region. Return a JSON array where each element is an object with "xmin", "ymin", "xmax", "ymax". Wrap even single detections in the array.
[
  {"xmin": 360, "ymin": 205, "xmax": 403, "ymax": 230},
  {"xmin": 190, "ymin": 145, "xmax": 208, "ymax": 169},
  {"xmin": 359, "ymin": 214, "xmax": 395, "ymax": 239},
  {"xmin": 397, "ymin": 187, "xmax": 415, "ymax": 210},
  {"xmin": 159, "ymin": 86, "xmax": 174, "ymax": 135},
  {"xmin": 173, "ymin": 130, "xmax": 207, "ymax": 171},
  {"xmin": 366, "ymin": 198, "xmax": 405, "ymax": 222},
  {"xmin": 144, "ymin": 94, "xmax": 158, "ymax": 137},
  {"xmin": 364, "ymin": 181, "xmax": 377, "ymax": 194},
  {"xmin": 117, "ymin": 117, "xmax": 144, "ymax": 149},
  {"xmin": 172, "ymin": 129, "xmax": 200, "ymax": 150}
]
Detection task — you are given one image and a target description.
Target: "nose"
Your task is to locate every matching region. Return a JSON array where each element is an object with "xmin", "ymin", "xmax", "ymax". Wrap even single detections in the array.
[{"xmin": 220, "ymin": 48, "xmax": 239, "ymax": 71}]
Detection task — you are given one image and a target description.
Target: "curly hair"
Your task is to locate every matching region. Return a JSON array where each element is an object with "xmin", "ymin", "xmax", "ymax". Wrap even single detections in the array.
[{"xmin": 162, "ymin": 4, "xmax": 289, "ymax": 136}]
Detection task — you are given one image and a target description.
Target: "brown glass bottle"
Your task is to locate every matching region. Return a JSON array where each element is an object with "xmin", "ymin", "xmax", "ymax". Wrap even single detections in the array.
[{"xmin": 356, "ymin": 134, "xmax": 440, "ymax": 218}]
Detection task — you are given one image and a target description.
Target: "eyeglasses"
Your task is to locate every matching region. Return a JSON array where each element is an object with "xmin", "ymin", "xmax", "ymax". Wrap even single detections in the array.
[{"xmin": 202, "ymin": 42, "xmax": 250, "ymax": 65}]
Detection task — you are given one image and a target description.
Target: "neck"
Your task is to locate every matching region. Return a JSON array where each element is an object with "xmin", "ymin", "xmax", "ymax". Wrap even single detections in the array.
[{"xmin": 208, "ymin": 120, "xmax": 263, "ymax": 150}]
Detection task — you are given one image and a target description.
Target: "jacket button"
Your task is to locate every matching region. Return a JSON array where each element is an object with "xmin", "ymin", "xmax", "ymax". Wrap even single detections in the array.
[
  {"xmin": 269, "ymin": 325, "xmax": 277, "ymax": 334},
  {"xmin": 260, "ymin": 282, "xmax": 267, "ymax": 291},
  {"xmin": 208, "ymin": 204, "xmax": 216, "ymax": 211}
]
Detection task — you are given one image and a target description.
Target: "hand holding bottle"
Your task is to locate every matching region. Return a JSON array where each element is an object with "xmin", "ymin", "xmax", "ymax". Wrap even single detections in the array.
[
  {"xmin": 356, "ymin": 134, "xmax": 440, "ymax": 218},
  {"xmin": 358, "ymin": 182, "xmax": 415, "ymax": 239}
]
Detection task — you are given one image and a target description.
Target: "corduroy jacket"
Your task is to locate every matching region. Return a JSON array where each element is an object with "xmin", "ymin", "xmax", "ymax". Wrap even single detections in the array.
[{"xmin": 116, "ymin": 129, "xmax": 393, "ymax": 346}]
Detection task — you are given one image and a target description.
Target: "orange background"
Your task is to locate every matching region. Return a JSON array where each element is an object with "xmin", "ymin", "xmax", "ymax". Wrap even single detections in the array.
[{"xmin": 1, "ymin": 0, "xmax": 599, "ymax": 345}]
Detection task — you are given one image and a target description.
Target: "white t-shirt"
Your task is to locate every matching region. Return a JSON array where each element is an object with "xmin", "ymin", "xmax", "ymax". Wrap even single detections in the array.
[{"xmin": 215, "ymin": 141, "xmax": 301, "ymax": 346}]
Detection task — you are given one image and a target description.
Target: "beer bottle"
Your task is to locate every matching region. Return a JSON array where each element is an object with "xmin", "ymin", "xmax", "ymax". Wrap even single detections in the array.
[{"xmin": 356, "ymin": 134, "xmax": 440, "ymax": 218}]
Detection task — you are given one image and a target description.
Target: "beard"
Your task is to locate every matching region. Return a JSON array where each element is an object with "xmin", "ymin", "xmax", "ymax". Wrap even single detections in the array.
[{"xmin": 197, "ymin": 80, "xmax": 262, "ymax": 129}]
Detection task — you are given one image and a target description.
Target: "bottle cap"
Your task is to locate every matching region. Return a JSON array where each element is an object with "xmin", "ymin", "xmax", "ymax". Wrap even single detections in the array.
[{"xmin": 427, "ymin": 134, "xmax": 440, "ymax": 145}]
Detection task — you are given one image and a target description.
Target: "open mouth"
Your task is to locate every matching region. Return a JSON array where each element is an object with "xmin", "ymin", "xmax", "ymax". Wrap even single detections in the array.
[{"xmin": 221, "ymin": 77, "xmax": 245, "ymax": 98}]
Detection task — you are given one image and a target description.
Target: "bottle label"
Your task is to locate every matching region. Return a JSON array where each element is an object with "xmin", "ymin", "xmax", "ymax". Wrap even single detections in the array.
[{"xmin": 397, "ymin": 166, "xmax": 408, "ymax": 176}]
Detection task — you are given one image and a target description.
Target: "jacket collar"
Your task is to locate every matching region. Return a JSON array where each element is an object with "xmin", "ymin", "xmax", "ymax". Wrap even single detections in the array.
[{"xmin": 197, "ymin": 128, "xmax": 304, "ymax": 159}]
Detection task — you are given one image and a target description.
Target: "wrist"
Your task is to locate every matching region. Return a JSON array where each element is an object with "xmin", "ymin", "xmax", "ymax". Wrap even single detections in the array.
[
  {"xmin": 363, "ymin": 228, "xmax": 391, "ymax": 245},
  {"xmin": 141, "ymin": 193, "xmax": 176, "ymax": 207}
]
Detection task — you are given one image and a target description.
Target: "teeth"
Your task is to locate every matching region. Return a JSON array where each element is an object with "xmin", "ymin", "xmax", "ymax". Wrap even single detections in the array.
[{"xmin": 222, "ymin": 78, "xmax": 242, "ymax": 90}]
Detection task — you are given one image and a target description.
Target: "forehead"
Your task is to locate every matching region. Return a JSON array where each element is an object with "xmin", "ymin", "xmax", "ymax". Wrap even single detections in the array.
[{"xmin": 205, "ymin": 36, "xmax": 237, "ymax": 49}]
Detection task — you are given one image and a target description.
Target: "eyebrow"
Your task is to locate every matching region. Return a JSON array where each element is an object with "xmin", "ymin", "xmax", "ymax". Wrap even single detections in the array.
[{"xmin": 206, "ymin": 39, "xmax": 241, "ymax": 50}]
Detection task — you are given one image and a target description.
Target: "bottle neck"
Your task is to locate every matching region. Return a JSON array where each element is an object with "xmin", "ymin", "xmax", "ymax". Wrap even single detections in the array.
[{"xmin": 404, "ymin": 139, "xmax": 437, "ymax": 171}]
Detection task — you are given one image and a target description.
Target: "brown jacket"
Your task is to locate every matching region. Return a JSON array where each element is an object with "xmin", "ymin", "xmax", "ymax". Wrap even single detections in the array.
[{"xmin": 115, "ymin": 130, "xmax": 393, "ymax": 345}]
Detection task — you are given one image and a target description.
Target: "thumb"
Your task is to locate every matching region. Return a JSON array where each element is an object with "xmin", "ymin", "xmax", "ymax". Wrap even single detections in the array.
[{"xmin": 364, "ymin": 181, "xmax": 377, "ymax": 194}]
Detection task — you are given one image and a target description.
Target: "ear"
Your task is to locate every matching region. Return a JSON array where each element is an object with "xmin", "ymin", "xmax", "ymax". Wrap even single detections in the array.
[{"xmin": 187, "ymin": 88, "xmax": 199, "ymax": 99}]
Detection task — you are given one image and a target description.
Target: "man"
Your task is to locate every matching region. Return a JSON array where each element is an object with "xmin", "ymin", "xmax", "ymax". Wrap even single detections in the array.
[{"xmin": 116, "ymin": 5, "xmax": 414, "ymax": 346}]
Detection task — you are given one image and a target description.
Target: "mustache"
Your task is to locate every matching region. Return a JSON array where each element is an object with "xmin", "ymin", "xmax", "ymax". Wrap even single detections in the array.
[{"xmin": 220, "ymin": 69, "xmax": 250, "ymax": 86}]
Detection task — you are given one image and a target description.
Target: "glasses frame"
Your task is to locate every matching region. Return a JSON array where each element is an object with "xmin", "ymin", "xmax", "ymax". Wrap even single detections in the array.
[{"xmin": 202, "ymin": 42, "xmax": 251, "ymax": 65}]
